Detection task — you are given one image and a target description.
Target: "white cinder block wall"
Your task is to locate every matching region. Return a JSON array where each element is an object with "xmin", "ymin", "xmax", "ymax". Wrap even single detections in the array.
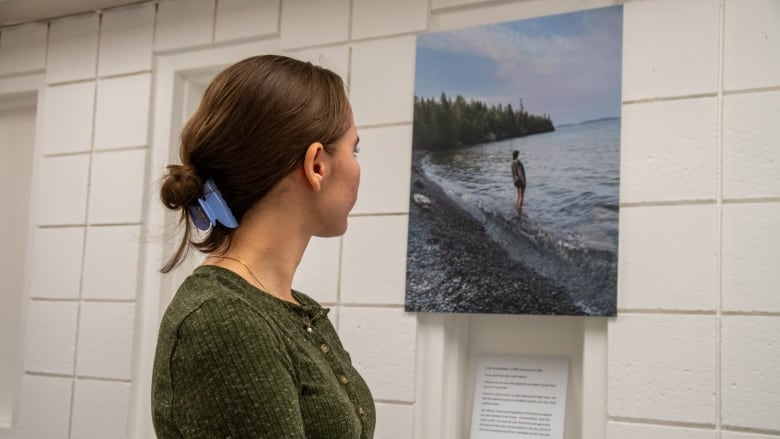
[{"xmin": 0, "ymin": 0, "xmax": 777, "ymax": 438}]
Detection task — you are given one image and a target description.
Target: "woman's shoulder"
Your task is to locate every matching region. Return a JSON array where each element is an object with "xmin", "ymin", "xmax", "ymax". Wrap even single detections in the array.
[
  {"xmin": 161, "ymin": 266, "xmax": 234, "ymax": 314},
  {"xmin": 158, "ymin": 266, "xmax": 280, "ymax": 336}
]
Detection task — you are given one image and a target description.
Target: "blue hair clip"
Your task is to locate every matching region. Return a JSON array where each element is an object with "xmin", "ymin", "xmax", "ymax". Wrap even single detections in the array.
[{"xmin": 188, "ymin": 178, "xmax": 238, "ymax": 231}]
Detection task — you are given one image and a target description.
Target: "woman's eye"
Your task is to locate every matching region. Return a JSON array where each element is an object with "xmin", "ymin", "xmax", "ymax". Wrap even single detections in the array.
[{"xmin": 353, "ymin": 147, "xmax": 360, "ymax": 156}]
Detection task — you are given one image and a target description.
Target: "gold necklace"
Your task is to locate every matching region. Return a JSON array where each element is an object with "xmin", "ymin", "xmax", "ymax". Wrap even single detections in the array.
[
  {"xmin": 209, "ymin": 255, "xmax": 269, "ymax": 292},
  {"xmin": 208, "ymin": 255, "xmax": 314, "ymax": 332}
]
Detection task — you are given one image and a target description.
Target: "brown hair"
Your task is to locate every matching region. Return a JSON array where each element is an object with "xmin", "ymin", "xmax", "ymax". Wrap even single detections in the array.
[{"xmin": 159, "ymin": 55, "xmax": 351, "ymax": 273}]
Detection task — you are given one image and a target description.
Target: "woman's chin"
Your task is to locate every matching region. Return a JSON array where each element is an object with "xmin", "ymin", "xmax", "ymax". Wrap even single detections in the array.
[{"xmin": 314, "ymin": 220, "xmax": 349, "ymax": 238}]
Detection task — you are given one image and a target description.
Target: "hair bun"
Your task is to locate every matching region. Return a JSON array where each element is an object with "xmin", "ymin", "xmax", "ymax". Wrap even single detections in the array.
[{"xmin": 160, "ymin": 164, "xmax": 202, "ymax": 210}]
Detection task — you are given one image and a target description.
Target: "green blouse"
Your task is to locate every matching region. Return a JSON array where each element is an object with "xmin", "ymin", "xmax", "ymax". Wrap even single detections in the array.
[{"xmin": 152, "ymin": 265, "xmax": 376, "ymax": 438}]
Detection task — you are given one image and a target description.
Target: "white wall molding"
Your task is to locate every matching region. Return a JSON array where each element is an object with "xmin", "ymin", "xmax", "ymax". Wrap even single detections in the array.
[
  {"xmin": 413, "ymin": 313, "xmax": 471, "ymax": 438},
  {"xmin": 0, "ymin": 72, "xmax": 45, "ymax": 439}
]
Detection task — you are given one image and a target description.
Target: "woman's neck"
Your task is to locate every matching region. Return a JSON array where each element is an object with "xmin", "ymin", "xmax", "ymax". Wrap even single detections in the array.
[{"xmin": 206, "ymin": 207, "xmax": 311, "ymax": 304}]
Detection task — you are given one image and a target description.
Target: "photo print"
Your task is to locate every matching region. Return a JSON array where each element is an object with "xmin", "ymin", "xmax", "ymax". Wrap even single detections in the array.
[{"xmin": 405, "ymin": 5, "xmax": 623, "ymax": 316}]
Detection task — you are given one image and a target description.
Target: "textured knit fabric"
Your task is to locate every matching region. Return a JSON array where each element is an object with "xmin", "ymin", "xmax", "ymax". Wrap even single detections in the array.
[{"xmin": 152, "ymin": 265, "xmax": 376, "ymax": 438}]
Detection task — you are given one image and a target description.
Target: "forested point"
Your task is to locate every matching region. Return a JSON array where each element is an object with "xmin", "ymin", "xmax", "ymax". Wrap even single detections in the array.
[{"xmin": 413, "ymin": 92, "xmax": 555, "ymax": 150}]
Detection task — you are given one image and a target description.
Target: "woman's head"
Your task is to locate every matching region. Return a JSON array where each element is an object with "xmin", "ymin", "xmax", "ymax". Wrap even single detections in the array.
[
  {"xmin": 512, "ymin": 150, "xmax": 519, "ymax": 160},
  {"xmin": 159, "ymin": 55, "xmax": 353, "ymax": 272}
]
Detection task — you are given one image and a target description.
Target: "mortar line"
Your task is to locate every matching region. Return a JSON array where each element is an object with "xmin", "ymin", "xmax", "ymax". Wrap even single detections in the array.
[
  {"xmin": 211, "ymin": 0, "xmax": 217, "ymax": 44},
  {"xmin": 67, "ymin": 12, "xmax": 104, "ymax": 437},
  {"xmin": 715, "ymin": 0, "xmax": 726, "ymax": 434}
]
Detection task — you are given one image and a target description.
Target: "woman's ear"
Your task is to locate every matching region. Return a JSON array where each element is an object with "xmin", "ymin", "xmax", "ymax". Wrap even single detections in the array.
[{"xmin": 303, "ymin": 142, "xmax": 326, "ymax": 191}]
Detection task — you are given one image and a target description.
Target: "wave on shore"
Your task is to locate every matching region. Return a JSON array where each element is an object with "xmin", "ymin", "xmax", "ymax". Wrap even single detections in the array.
[{"xmin": 405, "ymin": 159, "xmax": 616, "ymax": 316}]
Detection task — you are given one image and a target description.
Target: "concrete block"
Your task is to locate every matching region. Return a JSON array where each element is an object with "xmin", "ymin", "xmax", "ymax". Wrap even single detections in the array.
[
  {"xmin": 94, "ymin": 73, "xmax": 151, "ymax": 150},
  {"xmin": 98, "ymin": 3, "xmax": 155, "ymax": 76},
  {"xmin": 88, "ymin": 149, "xmax": 147, "ymax": 224},
  {"xmin": 722, "ymin": 202, "xmax": 780, "ymax": 312},
  {"xmin": 608, "ymin": 314, "xmax": 716, "ymax": 423},
  {"xmin": 428, "ymin": 0, "xmax": 598, "ymax": 32},
  {"xmin": 352, "ymin": 0, "xmax": 428, "ymax": 39},
  {"xmin": 283, "ymin": 45, "xmax": 350, "ymax": 89},
  {"xmin": 724, "ymin": 0, "xmax": 780, "ymax": 90},
  {"xmin": 722, "ymin": 316, "xmax": 780, "ymax": 431},
  {"xmin": 215, "ymin": 0, "xmax": 279, "ymax": 42},
  {"xmin": 70, "ymin": 379, "xmax": 130, "ymax": 439},
  {"xmin": 722, "ymin": 90, "xmax": 780, "ymax": 199},
  {"xmin": 17, "ymin": 374, "xmax": 72, "ymax": 439},
  {"xmin": 618, "ymin": 204, "xmax": 716, "ymax": 311},
  {"xmin": 82, "ymin": 225, "xmax": 141, "ymax": 301},
  {"xmin": 328, "ymin": 306, "xmax": 339, "ymax": 330},
  {"xmin": 621, "ymin": 97, "xmax": 718, "ymax": 203},
  {"xmin": 0, "ymin": 23, "xmax": 47, "ymax": 75},
  {"xmin": 46, "ymin": 14, "xmax": 99, "ymax": 83},
  {"xmin": 280, "ymin": 0, "xmax": 349, "ymax": 49},
  {"xmin": 293, "ymin": 236, "xmax": 340, "ymax": 304},
  {"xmin": 623, "ymin": 0, "xmax": 719, "ymax": 100},
  {"xmin": 155, "ymin": 0, "xmax": 215, "ymax": 52},
  {"xmin": 341, "ymin": 215, "xmax": 408, "ymax": 305},
  {"xmin": 23, "ymin": 301, "xmax": 78, "ymax": 374},
  {"xmin": 28, "ymin": 226, "xmax": 84, "ymax": 299},
  {"xmin": 374, "ymin": 402, "xmax": 414, "ymax": 439},
  {"xmin": 76, "ymin": 302, "xmax": 135, "ymax": 379},
  {"xmin": 41, "ymin": 82, "xmax": 95, "ymax": 155},
  {"xmin": 352, "ymin": 125, "xmax": 413, "ymax": 215},
  {"xmin": 351, "ymin": 36, "xmax": 416, "ymax": 126},
  {"xmin": 338, "ymin": 307, "xmax": 416, "ymax": 402},
  {"xmin": 36, "ymin": 154, "xmax": 90, "ymax": 226}
]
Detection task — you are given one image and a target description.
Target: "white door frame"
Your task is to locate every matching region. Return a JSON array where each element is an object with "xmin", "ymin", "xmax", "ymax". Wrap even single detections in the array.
[{"xmin": 0, "ymin": 72, "xmax": 45, "ymax": 439}]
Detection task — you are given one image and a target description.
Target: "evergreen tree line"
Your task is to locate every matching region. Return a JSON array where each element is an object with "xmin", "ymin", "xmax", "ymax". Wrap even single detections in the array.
[{"xmin": 413, "ymin": 92, "xmax": 555, "ymax": 150}]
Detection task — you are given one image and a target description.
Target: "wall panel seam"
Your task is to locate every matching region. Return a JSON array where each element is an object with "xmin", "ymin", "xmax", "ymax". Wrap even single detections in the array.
[
  {"xmin": 715, "ymin": 0, "xmax": 726, "ymax": 429},
  {"xmin": 97, "ymin": 71, "xmax": 153, "ymax": 80},
  {"xmin": 66, "ymin": 12, "xmax": 104, "ymax": 436},
  {"xmin": 0, "ymin": 69, "xmax": 46, "ymax": 80},
  {"xmin": 722, "ymin": 425, "xmax": 780, "ymax": 436},
  {"xmin": 620, "ymin": 199, "xmax": 716, "ymax": 208},
  {"xmin": 724, "ymin": 85, "xmax": 780, "ymax": 95},
  {"xmin": 357, "ymin": 121, "xmax": 412, "ymax": 129},
  {"xmin": 374, "ymin": 399, "xmax": 414, "ymax": 405},
  {"xmin": 349, "ymin": 212, "xmax": 409, "ymax": 217},
  {"xmin": 722, "ymin": 197, "xmax": 780, "ymax": 205},
  {"xmin": 623, "ymin": 93, "xmax": 717, "ymax": 105},
  {"xmin": 609, "ymin": 416, "xmax": 715, "ymax": 429},
  {"xmin": 92, "ymin": 145, "xmax": 149, "ymax": 154},
  {"xmin": 616, "ymin": 309, "xmax": 716, "ymax": 315}
]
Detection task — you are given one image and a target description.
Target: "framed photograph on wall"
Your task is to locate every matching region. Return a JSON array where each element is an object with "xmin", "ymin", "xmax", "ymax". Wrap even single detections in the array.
[{"xmin": 405, "ymin": 5, "xmax": 622, "ymax": 316}]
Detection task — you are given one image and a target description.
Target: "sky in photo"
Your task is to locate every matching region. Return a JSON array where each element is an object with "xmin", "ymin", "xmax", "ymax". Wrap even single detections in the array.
[{"xmin": 414, "ymin": 6, "xmax": 622, "ymax": 126}]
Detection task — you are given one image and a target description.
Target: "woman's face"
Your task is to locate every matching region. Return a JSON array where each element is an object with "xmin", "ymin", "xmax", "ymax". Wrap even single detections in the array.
[{"xmin": 315, "ymin": 115, "xmax": 361, "ymax": 237}]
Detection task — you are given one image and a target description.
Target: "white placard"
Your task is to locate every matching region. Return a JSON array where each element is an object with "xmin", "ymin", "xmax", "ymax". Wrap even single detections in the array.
[{"xmin": 470, "ymin": 355, "xmax": 569, "ymax": 439}]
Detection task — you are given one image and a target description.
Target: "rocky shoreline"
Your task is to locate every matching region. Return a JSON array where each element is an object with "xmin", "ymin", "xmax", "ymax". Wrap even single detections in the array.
[{"xmin": 405, "ymin": 161, "xmax": 584, "ymax": 315}]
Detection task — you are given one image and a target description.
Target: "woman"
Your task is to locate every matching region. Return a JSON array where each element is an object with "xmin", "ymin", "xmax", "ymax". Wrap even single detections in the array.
[{"xmin": 151, "ymin": 55, "xmax": 375, "ymax": 438}]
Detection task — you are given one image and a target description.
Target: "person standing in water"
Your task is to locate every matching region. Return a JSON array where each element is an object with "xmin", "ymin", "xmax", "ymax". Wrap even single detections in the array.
[{"xmin": 511, "ymin": 150, "xmax": 526, "ymax": 213}]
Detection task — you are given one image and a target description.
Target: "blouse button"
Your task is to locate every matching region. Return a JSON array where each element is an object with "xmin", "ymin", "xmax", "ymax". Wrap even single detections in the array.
[
  {"xmin": 320, "ymin": 344, "xmax": 330, "ymax": 353},
  {"xmin": 339, "ymin": 375, "xmax": 349, "ymax": 385},
  {"xmin": 306, "ymin": 326, "xmax": 313, "ymax": 333},
  {"xmin": 358, "ymin": 406, "xmax": 365, "ymax": 416}
]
